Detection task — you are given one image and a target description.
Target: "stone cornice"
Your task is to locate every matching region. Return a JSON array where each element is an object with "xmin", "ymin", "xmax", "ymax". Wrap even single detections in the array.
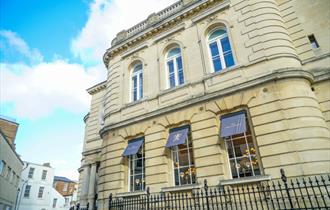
[
  {"xmin": 99, "ymin": 68, "xmax": 315, "ymax": 137},
  {"xmin": 103, "ymin": 0, "xmax": 228, "ymax": 68},
  {"xmin": 86, "ymin": 80, "xmax": 107, "ymax": 95},
  {"xmin": 82, "ymin": 147, "xmax": 102, "ymax": 156}
]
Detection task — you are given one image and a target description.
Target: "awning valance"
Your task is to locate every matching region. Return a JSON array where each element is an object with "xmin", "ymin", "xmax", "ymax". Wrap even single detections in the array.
[
  {"xmin": 220, "ymin": 112, "xmax": 247, "ymax": 137},
  {"xmin": 122, "ymin": 138, "xmax": 144, "ymax": 156},
  {"xmin": 165, "ymin": 127, "xmax": 189, "ymax": 148}
]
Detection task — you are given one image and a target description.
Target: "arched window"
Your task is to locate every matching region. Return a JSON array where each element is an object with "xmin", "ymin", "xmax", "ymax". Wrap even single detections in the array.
[
  {"xmin": 130, "ymin": 62, "xmax": 143, "ymax": 102},
  {"xmin": 166, "ymin": 47, "xmax": 184, "ymax": 88},
  {"xmin": 208, "ymin": 28, "xmax": 235, "ymax": 72}
]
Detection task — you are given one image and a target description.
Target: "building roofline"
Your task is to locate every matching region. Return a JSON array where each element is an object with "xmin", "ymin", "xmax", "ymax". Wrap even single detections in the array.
[
  {"xmin": 23, "ymin": 161, "xmax": 53, "ymax": 168},
  {"xmin": 0, "ymin": 115, "xmax": 19, "ymax": 125},
  {"xmin": 103, "ymin": 0, "xmax": 226, "ymax": 67},
  {"xmin": 86, "ymin": 80, "xmax": 107, "ymax": 95},
  {"xmin": 0, "ymin": 128, "xmax": 23, "ymax": 165}
]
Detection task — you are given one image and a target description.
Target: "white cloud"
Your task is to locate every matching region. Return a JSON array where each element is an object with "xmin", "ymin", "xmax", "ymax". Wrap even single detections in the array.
[
  {"xmin": 0, "ymin": 30, "xmax": 43, "ymax": 64},
  {"xmin": 0, "ymin": 61, "xmax": 106, "ymax": 119},
  {"xmin": 71, "ymin": 0, "xmax": 177, "ymax": 64}
]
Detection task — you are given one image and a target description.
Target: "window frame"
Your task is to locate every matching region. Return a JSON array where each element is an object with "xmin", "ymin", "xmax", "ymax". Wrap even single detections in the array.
[
  {"xmin": 207, "ymin": 27, "xmax": 235, "ymax": 73},
  {"xmin": 53, "ymin": 198, "xmax": 58, "ymax": 208},
  {"xmin": 169, "ymin": 126, "xmax": 196, "ymax": 186},
  {"xmin": 38, "ymin": 186, "xmax": 45, "ymax": 198},
  {"xmin": 24, "ymin": 185, "xmax": 31, "ymax": 198},
  {"xmin": 63, "ymin": 182, "xmax": 68, "ymax": 192},
  {"xmin": 41, "ymin": 170, "xmax": 47, "ymax": 180},
  {"xmin": 221, "ymin": 111, "xmax": 263, "ymax": 179},
  {"xmin": 165, "ymin": 47, "xmax": 185, "ymax": 89},
  {"xmin": 128, "ymin": 141, "xmax": 145, "ymax": 192},
  {"xmin": 130, "ymin": 62, "xmax": 143, "ymax": 102},
  {"xmin": 28, "ymin": 167, "xmax": 35, "ymax": 179}
]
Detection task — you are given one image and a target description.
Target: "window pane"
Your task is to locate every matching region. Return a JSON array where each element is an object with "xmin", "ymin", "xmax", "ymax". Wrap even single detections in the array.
[
  {"xmin": 224, "ymin": 52, "xmax": 234, "ymax": 68},
  {"xmin": 209, "ymin": 42, "xmax": 220, "ymax": 57},
  {"xmin": 209, "ymin": 42, "xmax": 222, "ymax": 71},
  {"xmin": 221, "ymin": 37, "xmax": 234, "ymax": 68},
  {"xmin": 167, "ymin": 60, "xmax": 176, "ymax": 87},
  {"xmin": 236, "ymin": 157, "xmax": 253, "ymax": 178},
  {"xmin": 173, "ymin": 151, "xmax": 179, "ymax": 168},
  {"xmin": 133, "ymin": 158, "xmax": 143, "ymax": 175},
  {"xmin": 167, "ymin": 60, "xmax": 174, "ymax": 73},
  {"xmin": 133, "ymin": 174, "xmax": 144, "ymax": 191},
  {"xmin": 139, "ymin": 73, "xmax": 143, "ymax": 99},
  {"xmin": 167, "ymin": 48, "xmax": 181, "ymax": 58},
  {"xmin": 189, "ymin": 148, "xmax": 195, "ymax": 165},
  {"xmin": 179, "ymin": 167, "xmax": 191, "ymax": 185},
  {"xmin": 178, "ymin": 149, "xmax": 189, "ymax": 166},
  {"xmin": 174, "ymin": 169, "xmax": 180, "ymax": 186},
  {"xmin": 133, "ymin": 63, "xmax": 142, "ymax": 72},
  {"xmin": 230, "ymin": 160, "xmax": 239, "ymax": 178},
  {"xmin": 221, "ymin": 37, "xmax": 231, "ymax": 52},
  {"xmin": 209, "ymin": 29, "xmax": 226, "ymax": 40},
  {"xmin": 132, "ymin": 76, "xmax": 137, "ymax": 101},
  {"xmin": 232, "ymin": 138, "xmax": 248, "ymax": 158},
  {"xmin": 176, "ymin": 57, "xmax": 184, "ymax": 85}
]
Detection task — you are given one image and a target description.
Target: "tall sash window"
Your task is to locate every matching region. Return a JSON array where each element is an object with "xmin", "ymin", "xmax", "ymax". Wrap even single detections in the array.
[
  {"xmin": 208, "ymin": 28, "xmax": 235, "ymax": 72},
  {"xmin": 166, "ymin": 47, "xmax": 184, "ymax": 88},
  {"xmin": 131, "ymin": 63, "xmax": 143, "ymax": 102}
]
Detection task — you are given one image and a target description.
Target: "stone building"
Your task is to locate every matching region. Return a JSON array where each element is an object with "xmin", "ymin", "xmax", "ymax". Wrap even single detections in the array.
[
  {"xmin": 0, "ymin": 116, "xmax": 23, "ymax": 210},
  {"xmin": 78, "ymin": 0, "xmax": 330, "ymax": 209}
]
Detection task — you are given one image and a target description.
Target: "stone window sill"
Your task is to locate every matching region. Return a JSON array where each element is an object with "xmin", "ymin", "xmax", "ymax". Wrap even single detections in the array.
[
  {"xmin": 161, "ymin": 184, "xmax": 201, "ymax": 193},
  {"xmin": 124, "ymin": 98, "xmax": 148, "ymax": 108},
  {"xmin": 116, "ymin": 190, "xmax": 147, "ymax": 197},
  {"xmin": 219, "ymin": 175, "xmax": 271, "ymax": 186}
]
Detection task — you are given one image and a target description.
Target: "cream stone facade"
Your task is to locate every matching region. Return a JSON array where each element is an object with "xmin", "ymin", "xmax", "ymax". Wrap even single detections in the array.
[{"xmin": 78, "ymin": 0, "xmax": 330, "ymax": 209}]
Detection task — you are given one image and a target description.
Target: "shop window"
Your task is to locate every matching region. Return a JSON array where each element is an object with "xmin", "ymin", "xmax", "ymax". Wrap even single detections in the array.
[
  {"xmin": 122, "ymin": 137, "xmax": 145, "ymax": 191},
  {"xmin": 220, "ymin": 111, "xmax": 261, "ymax": 178},
  {"xmin": 166, "ymin": 125, "xmax": 196, "ymax": 186}
]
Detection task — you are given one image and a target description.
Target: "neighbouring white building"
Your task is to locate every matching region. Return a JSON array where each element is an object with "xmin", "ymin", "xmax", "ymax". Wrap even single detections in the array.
[{"xmin": 16, "ymin": 162, "xmax": 65, "ymax": 210}]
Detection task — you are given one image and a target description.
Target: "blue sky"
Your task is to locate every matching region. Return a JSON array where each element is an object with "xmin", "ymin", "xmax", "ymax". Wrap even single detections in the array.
[{"xmin": 0, "ymin": 0, "xmax": 176, "ymax": 180}]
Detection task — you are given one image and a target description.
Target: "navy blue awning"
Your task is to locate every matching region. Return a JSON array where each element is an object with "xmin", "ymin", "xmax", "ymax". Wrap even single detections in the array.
[
  {"xmin": 165, "ymin": 127, "xmax": 189, "ymax": 148},
  {"xmin": 122, "ymin": 138, "xmax": 144, "ymax": 156},
  {"xmin": 220, "ymin": 112, "xmax": 246, "ymax": 137}
]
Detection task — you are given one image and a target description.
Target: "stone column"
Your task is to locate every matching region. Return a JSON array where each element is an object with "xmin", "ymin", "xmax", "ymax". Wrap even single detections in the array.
[
  {"xmin": 88, "ymin": 163, "xmax": 97, "ymax": 210},
  {"xmin": 81, "ymin": 165, "xmax": 90, "ymax": 207}
]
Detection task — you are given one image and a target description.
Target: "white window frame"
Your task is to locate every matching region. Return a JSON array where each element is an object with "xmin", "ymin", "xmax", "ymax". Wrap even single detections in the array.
[
  {"xmin": 129, "ymin": 63, "xmax": 143, "ymax": 102},
  {"xmin": 165, "ymin": 47, "xmax": 184, "ymax": 89},
  {"xmin": 207, "ymin": 27, "xmax": 235, "ymax": 73},
  {"xmin": 128, "ymin": 143, "xmax": 145, "ymax": 192},
  {"xmin": 170, "ymin": 127, "xmax": 196, "ymax": 186}
]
